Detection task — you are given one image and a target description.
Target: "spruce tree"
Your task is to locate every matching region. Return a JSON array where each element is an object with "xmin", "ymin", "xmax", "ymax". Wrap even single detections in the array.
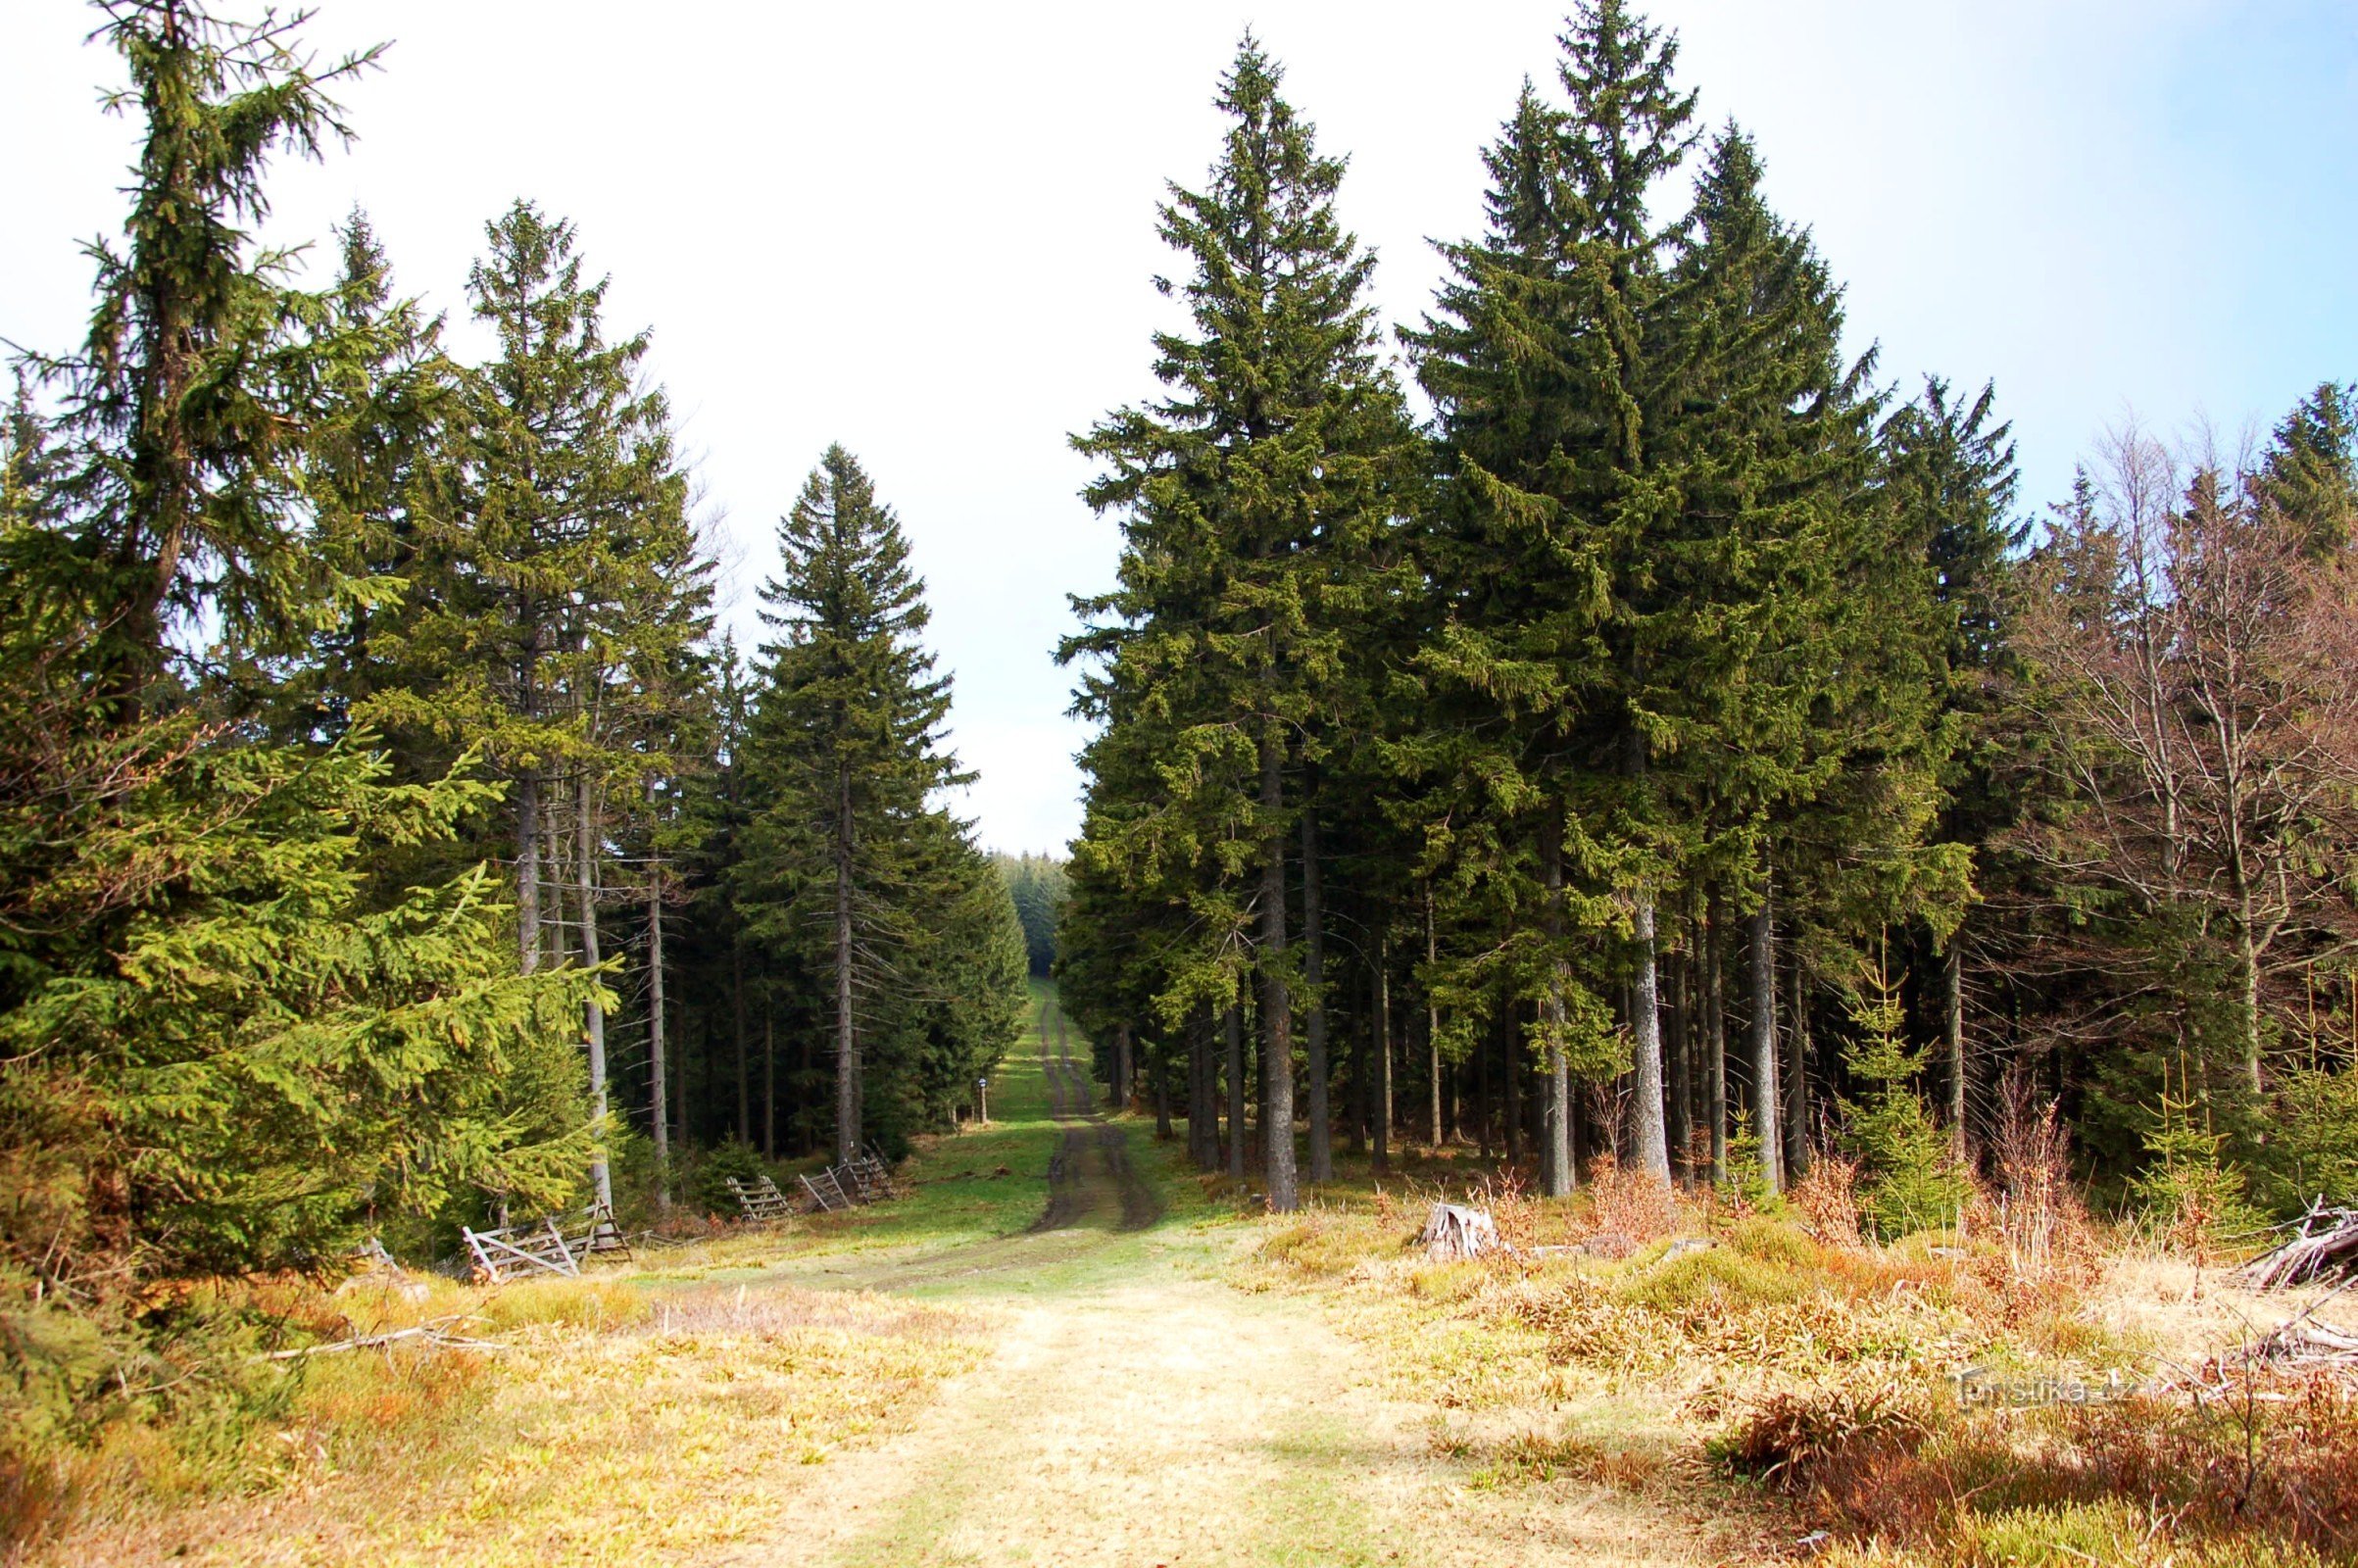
[
  {"xmin": 0, "ymin": 0, "xmax": 595, "ymax": 1324},
  {"xmin": 738, "ymin": 446, "xmax": 962, "ymax": 1161},
  {"xmin": 2258, "ymin": 382, "xmax": 2358, "ymax": 554},
  {"xmin": 1405, "ymin": 1, "xmax": 1697, "ymax": 1190},
  {"xmin": 1069, "ymin": 37, "xmax": 1413, "ymax": 1210},
  {"xmin": 1881, "ymin": 375, "xmax": 2024, "ymax": 1160}
]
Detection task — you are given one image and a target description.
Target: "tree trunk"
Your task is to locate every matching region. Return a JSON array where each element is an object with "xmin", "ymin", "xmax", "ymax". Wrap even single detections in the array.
[
  {"xmin": 763, "ymin": 1011, "xmax": 777, "ymax": 1157},
  {"xmin": 730, "ymin": 945, "xmax": 751, "ymax": 1145},
  {"xmin": 517, "ymin": 775, "xmax": 541, "ymax": 975},
  {"xmin": 1224, "ymin": 999, "xmax": 1248, "ymax": 1181},
  {"xmin": 1478, "ymin": 1016, "xmax": 1497, "ymax": 1156},
  {"xmin": 834, "ymin": 763, "xmax": 859, "ymax": 1162},
  {"xmin": 1114, "ymin": 1023, "xmax": 1133, "ymax": 1112},
  {"xmin": 799, "ymin": 1021, "xmax": 813, "ymax": 1153},
  {"xmin": 542, "ymin": 808, "xmax": 565, "ymax": 972},
  {"xmin": 1944, "ymin": 940, "xmax": 1967, "ymax": 1164},
  {"xmin": 1503, "ymin": 1005, "xmax": 1522, "ymax": 1164},
  {"xmin": 2238, "ymin": 899, "xmax": 2264, "ymax": 1094},
  {"xmin": 1373, "ymin": 940, "xmax": 1393, "ymax": 1176},
  {"xmin": 1747, "ymin": 887, "xmax": 1783, "ymax": 1194},
  {"xmin": 1154, "ymin": 1043, "xmax": 1173, "ymax": 1137},
  {"xmin": 576, "ymin": 775, "xmax": 613, "ymax": 1212},
  {"xmin": 1348, "ymin": 961, "xmax": 1369, "ymax": 1156},
  {"xmin": 1425, "ymin": 890, "xmax": 1444, "ymax": 1149},
  {"xmin": 1786, "ymin": 942, "xmax": 1810, "ymax": 1179},
  {"xmin": 672, "ymin": 997, "xmax": 688, "ymax": 1152},
  {"xmin": 1632, "ymin": 893, "xmax": 1672, "ymax": 1185},
  {"xmin": 1191, "ymin": 1010, "xmax": 1215, "ymax": 1169},
  {"xmin": 1259, "ymin": 727, "xmax": 1298, "ymax": 1211},
  {"xmin": 1302, "ymin": 809, "xmax": 1332, "ymax": 1184},
  {"xmin": 649, "ymin": 862, "xmax": 669, "ymax": 1208},
  {"xmin": 1667, "ymin": 946, "xmax": 1692, "ymax": 1182},
  {"xmin": 1705, "ymin": 904, "xmax": 1727, "ymax": 1184},
  {"xmin": 1542, "ymin": 822, "xmax": 1573, "ymax": 1197}
]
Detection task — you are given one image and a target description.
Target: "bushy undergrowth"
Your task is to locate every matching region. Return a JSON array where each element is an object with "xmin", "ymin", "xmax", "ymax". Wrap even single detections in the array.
[{"xmin": 1766, "ymin": 1374, "xmax": 2358, "ymax": 1566}]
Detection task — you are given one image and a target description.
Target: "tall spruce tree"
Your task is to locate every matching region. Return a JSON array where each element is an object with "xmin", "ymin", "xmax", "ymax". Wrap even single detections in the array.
[
  {"xmin": 1881, "ymin": 375, "xmax": 2023, "ymax": 1159},
  {"xmin": 1406, "ymin": 1, "xmax": 1697, "ymax": 1189},
  {"xmin": 1068, "ymin": 36, "xmax": 1413, "ymax": 1210},
  {"xmin": 1650, "ymin": 125, "xmax": 1898, "ymax": 1191},
  {"xmin": 738, "ymin": 446, "xmax": 963, "ymax": 1161},
  {"xmin": 0, "ymin": 0, "xmax": 594, "ymax": 1340}
]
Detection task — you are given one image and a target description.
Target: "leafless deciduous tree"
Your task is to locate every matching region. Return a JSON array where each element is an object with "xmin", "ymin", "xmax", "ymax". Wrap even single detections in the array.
[{"xmin": 2013, "ymin": 427, "xmax": 2358, "ymax": 1090}]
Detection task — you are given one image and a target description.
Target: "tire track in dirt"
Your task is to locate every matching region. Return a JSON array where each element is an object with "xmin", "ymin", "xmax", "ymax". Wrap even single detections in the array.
[{"xmin": 1034, "ymin": 995, "xmax": 1161, "ymax": 1234}]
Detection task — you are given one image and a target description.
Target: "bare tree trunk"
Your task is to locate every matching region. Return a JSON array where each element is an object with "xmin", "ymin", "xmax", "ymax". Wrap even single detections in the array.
[
  {"xmin": 1475, "ymin": 1010, "xmax": 1494, "ymax": 1157},
  {"xmin": 576, "ymin": 775, "xmax": 613, "ymax": 1212},
  {"xmin": 1348, "ymin": 960, "xmax": 1368, "ymax": 1156},
  {"xmin": 1224, "ymin": 1000, "xmax": 1247, "ymax": 1182},
  {"xmin": 1705, "ymin": 903, "xmax": 1727, "ymax": 1184},
  {"xmin": 517, "ymin": 775, "xmax": 541, "ymax": 975},
  {"xmin": 2237, "ymin": 893, "xmax": 2265, "ymax": 1094},
  {"xmin": 834, "ymin": 763, "xmax": 859, "ymax": 1162},
  {"xmin": 1302, "ymin": 809, "xmax": 1332, "ymax": 1184},
  {"xmin": 1190, "ymin": 1010, "xmax": 1214, "ymax": 1169},
  {"xmin": 1787, "ymin": 942, "xmax": 1810, "ymax": 1179},
  {"xmin": 799, "ymin": 1022, "xmax": 813, "ymax": 1153},
  {"xmin": 763, "ymin": 1011, "xmax": 777, "ymax": 1157},
  {"xmin": 1259, "ymin": 727, "xmax": 1298, "ymax": 1211},
  {"xmin": 1114, "ymin": 1023, "xmax": 1133, "ymax": 1112},
  {"xmin": 1668, "ymin": 946, "xmax": 1692, "ymax": 1182},
  {"xmin": 1503, "ymin": 1005, "xmax": 1521, "ymax": 1164},
  {"xmin": 1542, "ymin": 822, "xmax": 1573, "ymax": 1197},
  {"xmin": 542, "ymin": 808, "xmax": 565, "ymax": 972},
  {"xmin": 730, "ymin": 945, "xmax": 750, "ymax": 1145},
  {"xmin": 649, "ymin": 863, "xmax": 669, "ymax": 1208},
  {"xmin": 1944, "ymin": 941, "xmax": 1967, "ymax": 1163},
  {"xmin": 1426, "ymin": 889, "xmax": 1444, "ymax": 1149},
  {"xmin": 1373, "ymin": 940, "xmax": 1393, "ymax": 1176},
  {"xmin": 1747, "ymin": 886, "xmax": 1783, "ymax": 1194},
  {"xmin": 1632, "ymin": 893, "xmax": 1672, "ymax": 1185},
  {"xmin": 1154, "ymin": 1042, "xmax": 1172, "ymax": 1137}
]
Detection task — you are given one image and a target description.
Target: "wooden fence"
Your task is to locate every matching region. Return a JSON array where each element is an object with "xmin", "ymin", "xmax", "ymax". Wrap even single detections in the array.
[
  {"xmin": 461, "ymin": 1201, "xmax": 630, "ymax": 1283},
  {"xmin": 799, "ymin": 1148, "xmax": 899, "ymax": 1213}
]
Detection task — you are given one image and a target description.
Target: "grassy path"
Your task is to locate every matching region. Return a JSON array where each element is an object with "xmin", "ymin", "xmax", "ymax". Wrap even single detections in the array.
[{"xmin": 737, "ymin": 987, "xmax": 1735, "ymax": 1568}]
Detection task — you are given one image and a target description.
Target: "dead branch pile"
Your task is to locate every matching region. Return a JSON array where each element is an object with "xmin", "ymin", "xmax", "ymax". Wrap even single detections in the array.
[
  {"xmin": 1418, "ymin": 1202, "xmax": 1502, "ymax": 1262},
  {"xmin": 2242, "ymin": 1202, "xmax": 2358, "ymax": 1290}
]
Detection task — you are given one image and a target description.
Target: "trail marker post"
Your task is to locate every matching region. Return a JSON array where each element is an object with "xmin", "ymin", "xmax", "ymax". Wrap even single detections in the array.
[{"xmin": 978, "ymin": 1077, "xmax": 989, "ymax": 1124}]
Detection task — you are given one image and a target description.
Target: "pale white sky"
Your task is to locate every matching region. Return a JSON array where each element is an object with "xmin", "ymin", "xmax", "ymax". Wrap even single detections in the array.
[{"xmin": 5, "ymin": 3, "xmax": 2354, "ymax": 854}]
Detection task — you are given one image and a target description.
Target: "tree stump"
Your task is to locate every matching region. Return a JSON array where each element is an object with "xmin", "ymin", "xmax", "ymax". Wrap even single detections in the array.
[{"xmin": 1418, "ymin": 1201, "xmax": 1501, "ymax": 1261}]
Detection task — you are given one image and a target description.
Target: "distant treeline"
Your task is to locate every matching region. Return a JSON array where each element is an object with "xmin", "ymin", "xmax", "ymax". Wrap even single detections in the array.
[{"xmin": 995, "ymin": 854, "xmax": 1069, "ymax": 978}]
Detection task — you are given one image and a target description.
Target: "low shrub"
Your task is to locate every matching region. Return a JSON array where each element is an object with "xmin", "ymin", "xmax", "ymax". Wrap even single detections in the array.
[{"xmin": 1707, "ymin": 1380, "xmax": 1934, "ymax": 1492}]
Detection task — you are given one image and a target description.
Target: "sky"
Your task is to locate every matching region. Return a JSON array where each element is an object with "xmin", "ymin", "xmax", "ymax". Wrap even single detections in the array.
[{"xmin": 5, "ymin": 2, "xmax": 2355, "ymax": 856}]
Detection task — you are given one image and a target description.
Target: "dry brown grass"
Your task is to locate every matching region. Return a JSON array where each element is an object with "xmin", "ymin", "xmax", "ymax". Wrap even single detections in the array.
[
  {"xmin": 1248, "ymin": 1166, "xmax": 2358, "ymax": 1565},
  {"xmin": 8, "ymin": 1267, "xmax": 986, "ymax": 1568}
]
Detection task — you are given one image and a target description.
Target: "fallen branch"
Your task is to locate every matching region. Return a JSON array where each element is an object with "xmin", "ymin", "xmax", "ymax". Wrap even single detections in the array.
[
  {"xmin": 2240, "ymin": 1201, "xmax": 2358, "ymax": 1290},
  {"xmin": 257, "ymin": 1318, "xmax": 504, "ymax": 1361}
]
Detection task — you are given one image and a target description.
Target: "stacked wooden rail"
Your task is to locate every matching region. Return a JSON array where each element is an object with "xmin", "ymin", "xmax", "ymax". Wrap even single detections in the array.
[
  {"xmin": 461, "ymin": 1201, "xmax": 630, "ymax": 1283},
  {"xmin": 800, "ymin": 1147, "xmax": 900, "ymax": 1213},
  {"xmin": 726, "ymin": 1174, "xmax": 795, "ymax": 1221}
]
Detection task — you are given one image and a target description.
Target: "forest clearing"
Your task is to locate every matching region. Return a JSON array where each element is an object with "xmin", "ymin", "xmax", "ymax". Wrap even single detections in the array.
[{"xmin": 7, "ymin": 1, "xmax": 2358, "ymax": 1564}]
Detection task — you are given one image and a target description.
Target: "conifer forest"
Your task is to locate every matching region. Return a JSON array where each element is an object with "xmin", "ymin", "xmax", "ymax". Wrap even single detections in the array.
[{"xmin": 6, "ymin": 4, "xmax": 2358, "ymax": 1566}]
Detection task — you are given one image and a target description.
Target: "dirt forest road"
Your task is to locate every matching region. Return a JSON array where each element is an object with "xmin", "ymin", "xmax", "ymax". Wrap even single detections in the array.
[{"xmin": 740, "ymin": 992, "xmax": 1735, "ymax": 1568}]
